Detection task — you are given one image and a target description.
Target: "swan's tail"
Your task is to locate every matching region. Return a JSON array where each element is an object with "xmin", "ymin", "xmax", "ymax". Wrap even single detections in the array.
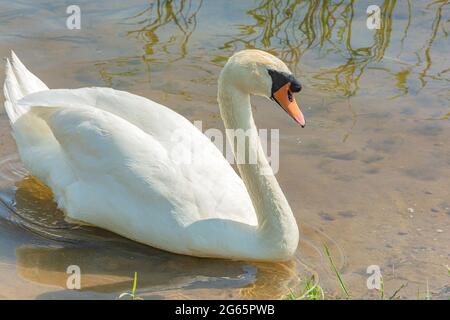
[{"xmin": 3, "ymin": 51, "xmax": 49, "ymax": 124}]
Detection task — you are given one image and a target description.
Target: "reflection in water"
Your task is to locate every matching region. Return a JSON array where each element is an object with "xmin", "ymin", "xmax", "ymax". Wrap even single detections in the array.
[
  {"xmin": 0, "ymin": 0, "xmax": 448, "ymax": 299},
  {"xmin": 87, "ymin": 0, "xmax": 448, "ymax": 152},
  {"xmin": 218, "ymin": 0, "xmax": 392, "ymax": 95},
  {"xmin": 16, "ymin": 244, "xmax": 311, "ymax": 299},
  {"xmin": 95, "ymin": 0, "xmax": 203, "ymax": 86},
  {"xmin": 126, "ymin": 0, "xmax": 203, "ymax": 62},
  {"xmin": 93, "ymin": 0, "xmax": 448, "ymax": 98},
  {"xmin": 415, "ymin": 0, "xmax": 448, "ymax": 90},
  {"xmin": 16, "ymin": 245, "xmax": 249, "ymax": 298},
  {"xmin": 218, "ymin": 0, "xmax": 448, "ymax": 97}
]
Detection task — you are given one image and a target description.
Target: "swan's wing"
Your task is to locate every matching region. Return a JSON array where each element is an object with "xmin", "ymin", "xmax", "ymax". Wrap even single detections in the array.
[
  {"xmin": 19, "ymin": 87, "xmax": 193, "ymax": 143},
  {"xmin": 17, "ymin": 88, "xmax": 257, "ymax": 227}
]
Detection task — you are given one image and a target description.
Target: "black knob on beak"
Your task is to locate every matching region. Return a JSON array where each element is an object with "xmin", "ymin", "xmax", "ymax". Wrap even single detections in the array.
[{"xmin": 289, "ymin": 79, "xmax": 302, "ymax": 93}]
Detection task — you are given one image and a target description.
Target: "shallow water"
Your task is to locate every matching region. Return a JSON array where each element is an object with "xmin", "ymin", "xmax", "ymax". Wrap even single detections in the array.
[{"xmin": 0, "ymin": 0, "xmax": 448, "ymax": 299}]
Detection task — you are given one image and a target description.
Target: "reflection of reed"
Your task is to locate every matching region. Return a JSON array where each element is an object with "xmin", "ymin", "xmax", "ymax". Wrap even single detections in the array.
[
  {"xmin": 95, "ymin": 0, "xmax": 203, "ymax": 86},
  {"xmin": 126, "ymin": 0, "xmax": 203, "ymax": 62},
  {"xmin": 93, "ymin": 0, "xmax": 448, "ymax": 97},
  {"xmin": 218, "ymin": 0, "xmax": 395, "ymax": 96},
  {"xmin": 416, "ymin": 0, "xmax": 448, "ymax": 89},
  {"xmin": 219, "ymin": 0, "xmax": 448, "ymax": 97},
  {"xmin": 387, "ymin": 0, "xmax": 448, "ymax": 97}
]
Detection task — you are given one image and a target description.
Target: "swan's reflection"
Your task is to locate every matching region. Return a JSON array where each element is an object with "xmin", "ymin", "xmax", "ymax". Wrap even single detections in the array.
[{"xmin": 16, "ymin": 245, "xmax": 305, "ymax": 299}]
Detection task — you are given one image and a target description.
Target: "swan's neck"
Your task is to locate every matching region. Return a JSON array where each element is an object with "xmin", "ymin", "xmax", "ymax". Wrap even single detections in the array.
[{"xmin": 217, "ymin": 77, "xmax": 299, "ymax": 258}]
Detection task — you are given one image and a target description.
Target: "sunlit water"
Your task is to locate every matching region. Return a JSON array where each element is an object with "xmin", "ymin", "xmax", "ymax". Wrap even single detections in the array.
[{"xmin": 0, "ymin": 0, "xmax": 448, "ymax": 299}]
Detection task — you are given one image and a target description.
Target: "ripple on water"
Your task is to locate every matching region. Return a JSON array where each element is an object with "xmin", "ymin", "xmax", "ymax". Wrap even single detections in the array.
[{"xmin": 0, "ymin": 154, "xmax": 28, "ymax": 185}]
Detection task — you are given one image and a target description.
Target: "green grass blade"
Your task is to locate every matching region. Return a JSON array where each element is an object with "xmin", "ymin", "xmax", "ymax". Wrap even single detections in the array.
[
  {"xmin": 132, "ymin": 272, "xmax": 138, "ymax": 293},
  {"xmin": 324, "ymin": 244, "xmax": 350, "ymax": 299},
  {"xmin": 286, "ymin": 288, "xmax": 296, "ymax": 300},
  {"xmin": 132, "ymin": 272, "xmax": 138, "ymax": 298},
  {"xmin": 425, "ymin": 280, "xmax": 431, "ymax": 300}
]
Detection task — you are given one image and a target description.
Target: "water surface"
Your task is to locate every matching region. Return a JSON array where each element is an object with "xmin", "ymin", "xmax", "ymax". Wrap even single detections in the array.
[{"xmin": 0, "ymin": 0, "xmax": 448, "ymax": 299}]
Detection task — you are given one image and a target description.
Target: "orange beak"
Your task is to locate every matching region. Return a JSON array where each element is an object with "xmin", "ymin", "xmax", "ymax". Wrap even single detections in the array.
[{"xmin": 272, "ymin": 82, "xmax": 305, "ymax": 127}]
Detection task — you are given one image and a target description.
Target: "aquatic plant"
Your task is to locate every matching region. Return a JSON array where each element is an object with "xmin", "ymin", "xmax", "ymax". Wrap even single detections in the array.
[
  {"xmin": 285, "ymin": 275, "xmax": 325, "ymax": 300},
  {"xmin": 118, "ymin": 272, "xmax": 143, "ymax": 300},
  {"xmin": 286, "ymin": 245, "xmax": 410, "ymax": 300}
]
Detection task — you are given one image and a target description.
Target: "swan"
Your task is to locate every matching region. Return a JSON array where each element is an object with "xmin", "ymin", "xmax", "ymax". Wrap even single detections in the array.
[{"xmin": 3, "ymin": 49, "xmax": 305, "ymax": 261}]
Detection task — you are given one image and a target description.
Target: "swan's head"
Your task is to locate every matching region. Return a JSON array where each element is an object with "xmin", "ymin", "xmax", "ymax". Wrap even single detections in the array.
[{"xmin": 221, "ymin": 49, "xmax": 305, "ymax": 127}]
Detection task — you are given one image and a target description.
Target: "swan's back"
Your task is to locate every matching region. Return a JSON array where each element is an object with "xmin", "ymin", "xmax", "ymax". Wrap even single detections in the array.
[{"xmin": 3, "ymin": 52, "xmax": 258, "ymax": 256}]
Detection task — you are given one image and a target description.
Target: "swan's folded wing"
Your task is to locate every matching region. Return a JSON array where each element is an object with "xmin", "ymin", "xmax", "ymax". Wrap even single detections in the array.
[
  {"xmin": 18, "ymin": 87, "xmax": 190, "ymax": 143},
  {"xmin": 18, "ymin": 88, "xmax": 257, "ymax": 226}
]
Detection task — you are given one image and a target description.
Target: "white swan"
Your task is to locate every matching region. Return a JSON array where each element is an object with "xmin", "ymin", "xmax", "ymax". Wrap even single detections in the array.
[{"xmin": 3, "ymin": 49, "xmax": 305, "ymax": 261}]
